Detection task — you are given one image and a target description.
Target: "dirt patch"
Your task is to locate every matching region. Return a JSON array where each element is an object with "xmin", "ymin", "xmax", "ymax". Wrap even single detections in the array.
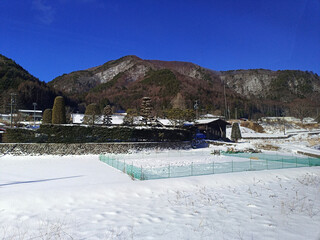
[
  {"xmin": 295, "ymin": 123, "xmax": 319, "ymax": 129},
  {"xmin": 308, "ymin": 138, "xmax": 320, "ymax": 147},
  {"xmin": 241, "ymin": 121, "xmax": 265, "ymax": 133},
  {"xmin": 255, "ymin": 143, "xmax": 280, "ymax": 151}
]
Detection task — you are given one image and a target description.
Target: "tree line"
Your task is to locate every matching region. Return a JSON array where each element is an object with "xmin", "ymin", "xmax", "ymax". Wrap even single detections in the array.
[{"xmin": 42, "ymin": 96, "xmax": 197, "ymax": 127}]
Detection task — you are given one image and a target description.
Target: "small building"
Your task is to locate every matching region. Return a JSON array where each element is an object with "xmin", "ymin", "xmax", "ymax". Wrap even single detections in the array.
[
  {"xmin": 18, "ymin": 109, "xmax": 42, "ymax": 121},
  {"xmin": 195, "ymin": 118, "xmax": 231, "ymax": 140},
  {"xmin": 0, "ymin": 114, "xmax": 12, "ymax": 123}
]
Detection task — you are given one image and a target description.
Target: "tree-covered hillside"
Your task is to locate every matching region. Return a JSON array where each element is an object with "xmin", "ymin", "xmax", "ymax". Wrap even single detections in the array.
[{"xmin": 0, "ymin": 54, "xmax": 73, "ymax": 113}]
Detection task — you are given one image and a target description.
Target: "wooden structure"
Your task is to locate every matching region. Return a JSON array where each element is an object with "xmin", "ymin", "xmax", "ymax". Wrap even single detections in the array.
[{"xmin": 195, "ymin": 118, "xmax": 230, "ymax": 140}]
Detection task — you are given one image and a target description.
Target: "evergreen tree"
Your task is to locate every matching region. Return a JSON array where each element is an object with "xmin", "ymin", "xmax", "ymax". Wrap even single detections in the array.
[
  {"xmin": 231, "ymin": 122, "xmax": 242, "ymax": 142},
  {"xmin": 123, "ymin": 108, "xmax": 137, "ymax": 126},
  {"xmin": 42, "ymin": 109, "xmax": 52, "ymax": 124},
  {"xmin": 166, "ymin": 108, "xmax": 195, "ymax": 127},
  {"xmin": 166, "ymin": 108, "xmax": 184, "ymax": 127},
  {"xmin": 84, "ymin": 103, "xmax": 100, "ymax": 125},
  {"xmin": 52, "ymin": 96, "xmax": 66, "ymax": 124},
  {"xmin": 140, "ymin": 97, "xmax": 153, "ymax": 125},
  {"xmin": 102, "ymin": 105, "xmax": 112, "ymax": 125}
]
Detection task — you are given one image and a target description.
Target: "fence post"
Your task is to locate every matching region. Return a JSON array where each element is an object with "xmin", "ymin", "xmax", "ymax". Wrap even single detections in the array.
[
  {"xmin": 212, "ymin": 161, "xmax": 215, "ymax": 174},
  {"xmin": 168, "ymin": 164, "xmax": 171, "ymax": 178},
  {"xmin": 191, "ymin": 162, "xmax": 193, "ymax": 176},
  {"xmin": 140, "ymin": 166, "xmax": 143, "ymax": 180}
]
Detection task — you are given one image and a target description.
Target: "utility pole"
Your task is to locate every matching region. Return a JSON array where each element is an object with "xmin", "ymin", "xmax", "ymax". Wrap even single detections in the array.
[
  {"xmin": 10, "ymin": 93, "xmax": 17, "ymax": 128},
  {"xmin": 224, "ymin": 82, "xmax": 227, "ymax": 120},
  {"xmin": 194, "ymin": 100, "xmax": 199, "ymax": 119},
  {"xmin": 33, "ymin": 102, "xmax": 37, "ymax": 127}
]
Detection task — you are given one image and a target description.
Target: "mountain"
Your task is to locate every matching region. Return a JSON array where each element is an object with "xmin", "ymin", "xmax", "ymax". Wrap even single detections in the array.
[
  {"xmin": 220, "ymin": 69, "xmax": 320, "ymax": 118},
  {"xmin": 0, "ymin": 54, "xmax": 71, "ymax": 113},
  {"xmin": 49, "ymin": 55, "xmax": 320, "ymax": 119},
  {"xmin": 220, "ymin": 69, "xmax": 320, "ymax": 101},
  {"xmin": 49, "ymin": 55, "xmax": 238, "ymax": 115}
]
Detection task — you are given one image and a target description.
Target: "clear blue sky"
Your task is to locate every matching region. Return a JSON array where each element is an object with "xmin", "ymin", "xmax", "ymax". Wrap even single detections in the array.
[{"xmin": 1, "ymin": 0, "xmax": 319, "ymax": 82}]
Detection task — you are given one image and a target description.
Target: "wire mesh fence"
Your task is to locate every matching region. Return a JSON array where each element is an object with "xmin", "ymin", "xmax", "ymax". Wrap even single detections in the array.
[{"xmin": 99, "ymin": 151, "xmax": 320, "ymax": 180}]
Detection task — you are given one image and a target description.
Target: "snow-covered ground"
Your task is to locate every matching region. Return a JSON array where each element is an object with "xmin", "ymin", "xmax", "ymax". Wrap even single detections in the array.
[
  {"xmin": 1, "ymin": 156, "xmax": 320, "ymax": 239},
  {"xmin": 0, "ymin": 123, "xmax": 320, "ymax": 239},
  {"xmin": 226, "ymin": 124, "xmax": 320, "ymax": 157}
]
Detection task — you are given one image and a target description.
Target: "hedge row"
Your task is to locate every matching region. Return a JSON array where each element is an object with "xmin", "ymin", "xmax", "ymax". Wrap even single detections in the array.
[{"xmin": 3, "ymin": 125, "xmax": 193, "ymax": 143}]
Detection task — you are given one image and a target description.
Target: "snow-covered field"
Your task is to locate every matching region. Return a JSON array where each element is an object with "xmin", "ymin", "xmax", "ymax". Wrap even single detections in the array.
[{"xmin": 0, "ymin": 124, "xmax": 320, "ymax": 239}]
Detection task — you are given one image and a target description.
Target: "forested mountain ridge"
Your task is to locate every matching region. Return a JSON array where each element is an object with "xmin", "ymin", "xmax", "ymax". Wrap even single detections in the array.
[
  {"xmin": 48, "ymin": 55, "xmax": 233, "ymax": 114},
  {"xmin": 1, "ymin": 53, "xmax": 319, "ymax": 119},
  {"xmin": 49, "ymin": 55, "xmax": 320, "ymax": 119},
  {"xmin": 0, "ymin": 54, "xmax": 74, "ymax": 113}
]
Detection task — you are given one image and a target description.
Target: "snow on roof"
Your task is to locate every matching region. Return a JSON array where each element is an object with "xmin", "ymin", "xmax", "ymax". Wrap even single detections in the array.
[
  {"xmin": 18, "ymin": 109, "xmax": 42, "ymax": 113},
  {"xmin": 157, "ymin": 118, "xmax": 174, "ymax": 126},
  {"xmin": 200, "ymin": 114, "xmax": 223, "ymax": 118},
  {"xmin": 195, "ymin": 118, "xmax": 220, "ymax": 125}
]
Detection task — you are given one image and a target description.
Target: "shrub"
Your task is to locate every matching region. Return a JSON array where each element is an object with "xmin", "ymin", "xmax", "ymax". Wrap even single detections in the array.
[
  {"xmin": 231, "ymin": 122, "xmax": 242, "ymax": 142},
  {"xmin": 84, "ymin": 103, "xmax": 101, "ymax": 125},
  {"xmin": 3, "ymin": 128, "xmax": 38, "ymax": 143},
  {"xmin": 102, "ymin": 105, "xmax": 112, "ymax": 125},
  {"xmin": 52, "ymin": 96, "xmax": 66, "ymax": 124},
  {"xmin": 123, "ymin": 108, "xmax": 137, "ymax": 126},
  {"xmin": 42, "ymin": 109, "xmax": 52, "ymax": 124}
]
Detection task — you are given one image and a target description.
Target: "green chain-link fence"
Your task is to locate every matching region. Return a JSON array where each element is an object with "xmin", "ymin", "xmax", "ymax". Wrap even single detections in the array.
[{"xmin": 99, "ymin": 152, "xmax": 320, "ymax": 180}]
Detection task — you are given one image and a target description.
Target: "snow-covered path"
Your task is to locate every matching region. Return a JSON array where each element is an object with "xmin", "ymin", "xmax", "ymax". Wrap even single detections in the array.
[{"xmin": 1, "ymin": 154, "xmax": 320, "ymax": 239}]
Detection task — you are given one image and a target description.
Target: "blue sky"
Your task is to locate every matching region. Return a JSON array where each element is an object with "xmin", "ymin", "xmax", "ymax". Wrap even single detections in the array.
[{"xmin": 1, "ymin": 0, "xmax": 319, "ymax": 82}]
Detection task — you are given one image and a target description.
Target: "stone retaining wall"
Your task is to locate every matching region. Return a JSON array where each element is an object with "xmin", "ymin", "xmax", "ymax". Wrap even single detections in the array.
[{"xmin": 0, "ymin": 142, "xmax": 191, "ymax": 155}]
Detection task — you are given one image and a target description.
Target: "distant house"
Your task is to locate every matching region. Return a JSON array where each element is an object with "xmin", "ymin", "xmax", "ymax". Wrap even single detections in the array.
[
  {"xmin": 0, "ymin": 114, "xmax": 12, "ymax": 123},
  {"xmin": 0, "ymin": 110, "xmax": 42, "ymax": 125},
  {"xmin": 18, "ymin": 109, "xmax": 42, "ymax": 121},
  {"xmin": 195, "ymin": 118, "xmax": 230, "ymax": 140},
  {"xmin": 155, "ymin": 118, "xmax": 179, "ymax": 128}
]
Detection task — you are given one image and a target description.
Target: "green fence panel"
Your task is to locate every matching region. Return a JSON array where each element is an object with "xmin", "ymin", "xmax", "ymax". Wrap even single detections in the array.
[{"xmin": 99, "ymin": 152, "xmax": 320, "ymax": 180}]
